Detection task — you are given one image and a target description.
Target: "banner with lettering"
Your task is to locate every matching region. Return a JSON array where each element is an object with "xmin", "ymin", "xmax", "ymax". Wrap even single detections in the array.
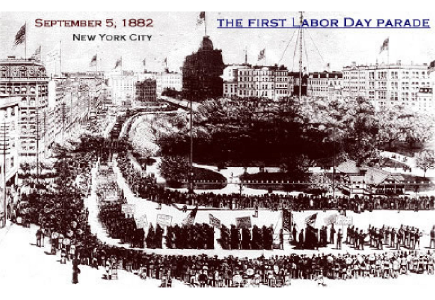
[
  {"xmin": 156, "ymin": 214, "xmax": 172, "ymax": 227},
  {"xmin": 236, "ymin": 216, "xmax": 252, "ymax": 229},
  {"xmin": 136, "ymin": 214, "xmax": 148, "ymax": 229},
  {"xmin": 209, "ymin": 214, "xmax": 221, "ymax": 228}
]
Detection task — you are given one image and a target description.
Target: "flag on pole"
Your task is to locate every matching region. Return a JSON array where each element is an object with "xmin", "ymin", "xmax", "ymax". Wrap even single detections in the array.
[
  {"xmin": 14, "ymin": 24, "xmax": 26, "ymax": 46},
  {"xmin": 209, "ymin": 214, "xmax": 221, "ymax": 228},
  {"xmin": 45, "ymin": 44, "xmax": 61, "ymax": 63},
  {"xmin": 282, "ymin": 209, "xmax": 292, "ymax": 231},
  {"xmin": 114, "ymin": 57, "xmax": 122, "ymax": 69},
  {"xmin": 89, "ymin": 54, "xmax": 97, "ymax": 67},
  {"xmin": 379, "ymin": 38, "xmax": 389, "ymax": 54},
  {"xmin": 197, "ymin": 11, "xmax": 206, "ymax": 26},
  {"xmin": 305, "ymin": 213, "xmax": 317, "ymax": 226},
  {"xmin": 182, "ymin": 206, "xmax": 198, "ymax": 226},
  {"xmin": 31, "ymin": 45, "xmax": 41, "ymax": 61},
  {"xmin": 258, "ymin": 48, "xmax": 266, "ymax": 61}
]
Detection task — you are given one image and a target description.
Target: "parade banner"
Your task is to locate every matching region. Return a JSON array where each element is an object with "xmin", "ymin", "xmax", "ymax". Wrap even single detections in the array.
[
  {"xmin": 156, "ymin": 214, "xmax": 172, "ymax": 227},
  {"xmin": 136, "ymin": 214, "xmax": 148, "ymax": 229},
  {"xmin": 334, "ymin": 215, "xmax": 353, "ymax": 226},
  {"xmin": 121, "ymin": 204, "xmax": 135, "ymax": 214},
  {"xmin": 209, "ymin": 214, "xmax": 221, "ymax": 228},
  {"xmin": 236, "ymin": 216, "xmax": 252, "ymax": 229},
  {"xmin": 324, "ymin": 213, "xmax": 338, "ymax": 225},
  {"xmin": 282, "ymin": 209, "xmax": 292, "ymax": 232}
]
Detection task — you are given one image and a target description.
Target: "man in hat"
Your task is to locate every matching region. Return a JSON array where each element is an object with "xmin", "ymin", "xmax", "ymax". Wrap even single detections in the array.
[
  {"xmin": 329, "ymin": 224, "xmax": 336, "ymax": 245},
  {"xmin": 72, "ymin": 263, "xmax": 81, "ymax": 284},
  {"xmin": 337, "ymin": 229, "xmax": 343, "ymax": 250}
]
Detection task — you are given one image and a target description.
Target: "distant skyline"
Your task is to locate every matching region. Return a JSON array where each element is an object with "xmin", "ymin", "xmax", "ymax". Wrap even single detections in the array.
[{"xmin": 1, "ymin": 11, "xmax": 435, "ymax": 73}]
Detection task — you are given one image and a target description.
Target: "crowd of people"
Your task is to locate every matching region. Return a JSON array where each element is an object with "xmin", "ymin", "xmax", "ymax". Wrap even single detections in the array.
[
  {"xmin": 11, "ymin": 131, "xmax": 435, "ymax": 287},
  {"xmin": 116, "ymin": 151, "xmax": 435, "ymax": 213},
  {"xmin": 366, "ymin": 224, "xmax": 425, "ymax": 250},
  {"xmin": 98, "ymin": 202, "xmax": 145, "ymax": 248},
  {"xmin": 165, "ymin": 224, "xmax": 214, "ymax": 249},
  {"xmin": 220, "ymin": 225, "xmax": 275, "ymax": 250}
]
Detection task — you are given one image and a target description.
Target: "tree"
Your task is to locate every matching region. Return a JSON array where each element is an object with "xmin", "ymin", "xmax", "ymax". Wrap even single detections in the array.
[
  {"xmin": 415, "ymin": 150, "xmax": 435, "ymax": 178},
  {"xmin": 377, "ymin": 106, "xmax": 406, "ymax": 150},
  {"xmin": 400, "ymin": 113, "xmax": 434, "ymax": 149}
]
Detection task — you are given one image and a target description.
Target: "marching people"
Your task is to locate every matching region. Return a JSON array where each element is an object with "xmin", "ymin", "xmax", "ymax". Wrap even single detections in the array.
[
  {"xmin": 336, "ymin": 229, "xmax": 342, "ymax": 250},
  {"xmin": 72, "ymin": 260, "xmax": 81, "ymax": 284},
  {"xmin": 36, "ymin": 228, "xmax": 42, "ymax": 247},
  {"xmin": 329, "ymin": 224, "xmax": 336, "ymax": 245}
]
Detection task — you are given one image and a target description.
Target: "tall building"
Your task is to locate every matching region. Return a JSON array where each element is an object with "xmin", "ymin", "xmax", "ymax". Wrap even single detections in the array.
[
  {"xmin": 235, "ymin": 65, "xmax": 294, "ymax": 101},
  {"xmin": 0, "ymin": 96, "xmax": 19, "ymax": 224},
  {"xmin": 223, "ymin": 64, "xmax": 250, "ymax": 99},
  {"xmin": 0, "ymin": 96, "xmax": 19, "ymax": 184},
  {"xmin": 182, "ymin": 36, "xmax": 225, "ymax": 101},
  {"xmin": 135, "ymin": 79, "xmax": 157, "ymax": 105},
  {"xmin": 0, "ymin": 57, "xmax": 49, "ymax": 161},
  {"xmin": 417, "ymin": 87, "xmax": 434, "ymax": 112},
  {"xmin": 106, "ymin": 70, "xmax": 137, "ymax": 106},
  {"xmin": 342, "ymin": 61, "xmax": 431, "ymax": 111},
  {"xmin": 156, "ymin": 70, "xmax": 182, "ymax": 96},
  {"xmin": 307, "ymin": 71, "xmax": 343, "ymax": 100}
]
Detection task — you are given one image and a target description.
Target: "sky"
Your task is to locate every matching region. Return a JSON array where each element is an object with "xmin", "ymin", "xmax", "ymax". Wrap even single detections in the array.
[{"xmin": 1, "ymin": 11, "xmax": 435, "ymax": 73}]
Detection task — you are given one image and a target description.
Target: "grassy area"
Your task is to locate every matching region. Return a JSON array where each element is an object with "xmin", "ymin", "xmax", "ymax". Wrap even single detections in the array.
[{"xmin": 160, "ymin": 156, "xmax": 227, "ymax": 189}]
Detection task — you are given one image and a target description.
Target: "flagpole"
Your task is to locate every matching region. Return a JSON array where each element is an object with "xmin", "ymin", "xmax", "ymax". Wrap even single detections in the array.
[
  {"xmin": 24, "ymin": 22, "xmax": 27, "ymax": 59},
  {"xmin": 265, "ymin": 49, "xmax": 267, "ymax": 66},
  {"xmin": 59, "ymin": 41, "xmax": 62, "ymax": 77},
  {"xmin": 204, "ymin": 12, "xmax": 207, "ymax": 36},
  {"xmin": 387, "ymin": 38, "xmax": 390, "ymax": 65}
]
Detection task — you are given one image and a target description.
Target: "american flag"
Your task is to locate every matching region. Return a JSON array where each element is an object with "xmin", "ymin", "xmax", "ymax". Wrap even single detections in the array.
[
  {"xmin": 258, "ymin": 49, "xmax": 266, "ymax": 61},
  {"xmin": 14, "ymin": 24, "xmax": 26, "ymax": 46},
  {"xmin": 31, "ymin": 45, "xmax": 41, "ymax": 61},
  {"xmin": 197, "ymin": 11, "xmax": 205, "ymax": 26},
  {"xmin": 182, "ymin": 206, "xmax": 198, "ymax": 226},
  {"xmin": 114, "ymin": 57, "xmax": 122, "ymax": 69},
  {"xmin": 305, "ymin": 213, "xmax": 317, "ymax": 226},
  {"xmin": 379, "ymin": 38, "xmax": 389, "ymax": 54},
  {"xmin": 89, "ymin": 54, "xmax": 97, "ymax": 67}
]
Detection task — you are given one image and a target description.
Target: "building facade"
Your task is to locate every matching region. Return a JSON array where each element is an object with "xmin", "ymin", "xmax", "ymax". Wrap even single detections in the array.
[
  {"xmin": 236, "ymin": 66, "xmax": 294, "ymax": 101},
  {"xmin": 106, "ymin": 71, "xmax": 137, "ymax": 106},
  {"xmin": 0, "ymin": 97, "xmax": 19, "ymax": 184},
  {"xmin": 307, "ymin": 71, "xmax": 343, "ymax": 100},
  {"xmin": 156, "ymin": 70, "xmax": 182, "ymax": 96},
  {"xmin": 182, "ymin": 36, "xmax": 225, "ymax": 101},
  {"xmin": 135, "ymin": 79, "xmax": 157, "ymax": 104},
  {"xmin": 342, "ymin": 61, "xmax": 431, "ymax": 112},
  {"xmin": 0, "ymin": 57, "xmax": 49, "ymax": 161}
]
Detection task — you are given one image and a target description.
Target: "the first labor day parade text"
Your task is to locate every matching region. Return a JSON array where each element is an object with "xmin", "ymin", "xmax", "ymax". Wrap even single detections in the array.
[{"xmin": 217, "ymin": 18, "xmax": 430, "ymax": 28}]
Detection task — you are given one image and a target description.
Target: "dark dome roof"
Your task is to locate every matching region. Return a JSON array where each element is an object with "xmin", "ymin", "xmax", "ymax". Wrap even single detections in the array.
[{"xmin": 199, "ymin": 36, "xmax": 214, "ymax": 51}]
